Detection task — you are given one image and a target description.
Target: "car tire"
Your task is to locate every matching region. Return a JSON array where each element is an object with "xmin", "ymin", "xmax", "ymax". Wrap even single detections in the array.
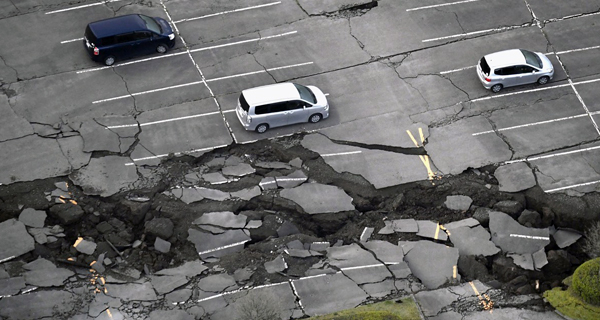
[
  {"xmin": 537, "ymin": 76, "xmax": 549, "ymax": 85},
  {"xmin": 309, "ymin": 113, "xmax": 322, "ymax": 123},
  {"xmin": 156, "ymin": 44, "xmax": 168, "ymax": 54},
  {"xmin": 104, "ymin": 56, "xmax": 116, "ymax": 66},
  {"xmin": 491, "ymin": 84, "xmax": 503, "ymax": 93},
  {"xmin": 255, "ymin": 123, "xmax": 269, "ymax": 133}
]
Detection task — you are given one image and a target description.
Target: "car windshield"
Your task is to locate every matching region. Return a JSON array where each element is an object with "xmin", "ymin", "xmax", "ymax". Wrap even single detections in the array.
[
  {"xmin": 294, "ymin": 84, "xmax": 316, "ymax": 104},
  {"xmin": 520, "ymin": 49, "xmax": 542, "ymax": 68},
  {"xmin": 139, "ymin": 15, "xmax": 162, "ymax": 34}
]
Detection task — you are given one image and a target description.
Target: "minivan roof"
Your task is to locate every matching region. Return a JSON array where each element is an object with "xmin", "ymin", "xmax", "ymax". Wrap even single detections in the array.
[
  {"xmin": 242, "ymin": 83, "xmax": 300, "ymax": 106},
  {"xmin": 88, "ymin": 14, "xmax": 146, "ymax": 39},
  {"xmin": 484, "ymin": 49, "xmax": 526, "ymax": 68}
]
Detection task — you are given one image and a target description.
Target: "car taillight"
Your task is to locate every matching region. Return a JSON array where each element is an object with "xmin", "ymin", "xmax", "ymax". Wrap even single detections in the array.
[
  {"xmin": 93, "ymin": 47, "xmax": 99, "ymax": 56},
  {"xmin": 485, "ymin": 77, "xmax": 491, "ymax": 82}
]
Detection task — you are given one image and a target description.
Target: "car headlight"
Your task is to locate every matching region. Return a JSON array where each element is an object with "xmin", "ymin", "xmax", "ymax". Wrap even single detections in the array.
[
  {"xmin": 324, "ymin": 104, "xmax": 329, "ymax": 111},
  {"xmin": 168, "ymin": 33, "xmax": 175, "ymax": 40}
]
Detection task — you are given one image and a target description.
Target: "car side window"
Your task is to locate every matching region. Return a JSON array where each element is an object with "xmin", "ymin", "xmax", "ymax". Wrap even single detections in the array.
[
  {"xmin": 254, "ymin": 105, "xmax": 269, "ymax": 115},
  {"xmin": 286, "ymin": 101, "xmax": 303, "ymax": 110},
  {"xmin": 134, "ymin": 31, "xmax": 152, "ymax": 40},
  {"xmin": 116, "ymin": 33, "xmax": 136, "ymax": 44},
  {"xmin": 496, "ymin": 67, "xmax": 517, "ymax": 75},
  {"xmin": 269, "ymin": 102, "xmax": 287, "ymax": 113},
  {"xmin": 101, "ymin": 36, "xmax": 116, "ymax": 46},
  {"xmin": 516, "ymin": 65, "xmax": 535, "ymax": 74}
]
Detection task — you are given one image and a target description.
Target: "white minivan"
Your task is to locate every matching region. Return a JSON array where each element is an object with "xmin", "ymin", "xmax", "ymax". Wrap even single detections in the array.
[{"xmin": 235, "ymin": 83, "xmax": 329, "ymax": 133}]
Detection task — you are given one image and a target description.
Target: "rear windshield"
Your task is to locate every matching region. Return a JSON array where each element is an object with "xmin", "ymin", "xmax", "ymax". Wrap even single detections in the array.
[
  {"xmin": 84, "ymin": 25, "xmax": 98, "ymax": 45},
  {"xmin": 239, "ymin": 93, "xmax": 250, "ymax": 112},
  {"xmin": 294, "ymin": 84, "xmax": 316, "ymax": 104},
  {"xmin": 139, "ymin": 15, "xmax": 162, "ymax": 34},
  {"xmin": 520, "ymin": 49, "xmax": 542, "ymax": 68},
  {"xmin": 479, "ymin": 57, "xmax": 490, "ymax": 75}
]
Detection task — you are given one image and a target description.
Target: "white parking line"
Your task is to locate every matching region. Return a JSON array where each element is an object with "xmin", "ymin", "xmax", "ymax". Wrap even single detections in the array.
[
  {"xmin": 509, "ymin": 234, "xmax": 549, "ymax": 241},
  {"xmin": 439, "ymin": 65, "xmax": 476, "ymax": 75},
  {"xmin": 106, "ymin": 111, "xmax": 221, "ymax": 129},
  {"xmin": 92, "ymin": 62, "xmax": 313, "ymax": 104},
  {"xmin": 61, "ymin": 37, "xmax": 83, "ymax": 44},
  {"xmin": 125, "ymin": 144, "xmax": 228, "ymax": 165},
  {"xmin": 173, "ymin": 1, "xmax": 281, "ymax": 24},
  {"xmin": 546, "ymin": 180, "xmax": 600, "ymax": 193},
  {"xmin": 556, "ymin": 44, "xmax": 600, "ymax": 55},
  {"xmin": 197, "ymin": 240, "xmax": 250, "ymax": 256},
  {"xmin": 46, "ymin": 0, "xmax": 121, "ymax": 14},
  {"xmin": 423, "ymin": 25, "xmax": 525, "ymax": 42},
  {"xmin": 76, "ymin": 31, "xmax": 297, "ymax": 73},
  {"xmin": 205, "ymin": 62, "xmax": 313, "ymax": 82},
  {"xmin": 321, "ymin": 151, "xmax": 362, "ymax": 157},
  {"xmin": 470, "ymin": 83, "xmax": 572, "ymax": 102},
  {"xmin": 406, "ymin": 0, "xmax": 480, "ymax": 12},
  {"xmin": 472, "ymin": 112, "xmax": 600, "ymax": 136},
  {"xmin": 505, "ymin": 145, "xmax": 600, "ymax": 164}
]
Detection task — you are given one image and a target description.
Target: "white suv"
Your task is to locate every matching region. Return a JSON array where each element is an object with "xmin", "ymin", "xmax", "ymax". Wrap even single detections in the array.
[
  {"xmin": 477, "ymin": 49, "xmax": 554, "ymax": 93},
  {"xmin": 235, "ymin": 83, "xmax": 329, "ymax": 133}
]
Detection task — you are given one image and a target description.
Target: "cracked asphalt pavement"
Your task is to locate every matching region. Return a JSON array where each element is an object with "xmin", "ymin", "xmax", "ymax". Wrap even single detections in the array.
[{"xmin": 1, "ymin": 0, "xmax": 600, "ymax": 319}]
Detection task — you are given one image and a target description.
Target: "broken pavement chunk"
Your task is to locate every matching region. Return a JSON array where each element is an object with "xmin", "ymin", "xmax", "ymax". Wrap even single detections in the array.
[
  {"xmin": 495, "ymin": 162, "xmax": 537, "ymax": 192},
  {"xmin": 447, "ymin": 225, "xmax": 500, "ymax": 256},
  {"xmin": 280, "ymin": 183, "xmax": 355, "ymax": 214},
  {"xmin": 404, "ymin": 240, "xmax": 460, "ymax": 289},
  {"xmin": 489, "ymin": 211, "xmax": 550, "ymax": 254},
  {"xmin": 154, "ymin": 237, "xmax": 171, "ymax": 253},
  {"xmin": 553, "ymin": 228, "xmax": 582, "ymax": 248},
  {"xmin": 74, "ymin": 237, "xmax": 97, "ymax": 255},
  {"xmin": 416, "ymin": 220, "xmax": 448, "ymax": 241},
  {"xmin": 193, "ymin": 211, "xmax": 247, "ymax": 229},
  {"xmin": 444, "ymin": 195, "xmax": 473, "ymax": 211},
  {"xmin": 221, "ymin": 163, "xmax": 255, "ymax": 177},
  {"xmin": 265, "ymin": 255, "xmax": 288, "ymax": 274},
  {"xmin": 187, "ymin": 228, "xmax": 251, "ymax": 259},
  {"xmin": 0, "ymin": 219, "xmax": 35, "ymax": 262},
  {"xmin": 18, "ymin": 208, "xmax": 47, "ymax": 228}
]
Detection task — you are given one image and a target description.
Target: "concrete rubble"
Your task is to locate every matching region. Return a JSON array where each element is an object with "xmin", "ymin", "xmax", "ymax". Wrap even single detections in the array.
[{"xmin": 0, "ymin": 147, "xmax": 595, "ymax": 320}]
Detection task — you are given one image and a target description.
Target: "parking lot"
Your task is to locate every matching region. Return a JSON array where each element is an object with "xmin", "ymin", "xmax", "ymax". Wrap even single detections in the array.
[{"xmin": 1, "ymin": 0, "xmax": 599, "ymax": 193}]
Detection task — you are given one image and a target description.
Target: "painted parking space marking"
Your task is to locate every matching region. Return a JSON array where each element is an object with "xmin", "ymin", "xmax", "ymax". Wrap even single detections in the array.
[
  {"xmin": 556, "ymin": 44, "xmax": 600, "ymax": 55},
  {"xmin": 46, "ymin": 0, "xmax": 121, "ymax": 14},
  {"xmin": 321, "ymin": 151, "xmax": 362, "ymax": 157},
  {"xmin": 407, "ymin": 128, "xmax": 439, "ymax": 181},
  {"xmin": 407, "ymin": 0, "xmax": 481, "ymax": 12},
  {"xmin": 472, "ymin": 112, "xmax": 600, "ymax": 136},
  {"xmin": 61, "ymin": 37, "xmax": 83, "ymax": 44},
  {"xmin": 505, "ymin": 145, "xmax": 600, "ymax": 165},
  {"xmin": 92, "ymin": 61, "xmax": 313, "ymax": 104},
  {"xmin": 440, "ymin": 65, "xmax": 476, "ymax": 75},
  {"xmin": 125, "ymin": 144, "xmax": 228, "ymax": 165},
  {"xmin": 546, "ymin": 180, "xmax": 600, "ymax": 193},
  {"xmin": 75, "ymin": 31, "xmax": 297, "ymax": 73},
  {"xmin": 469, "ymin": 281, "xmax": 494, "ymax": 312},
  {"xmin": 106, "ymin": 111, "xmax": 221, "ymax": 129},
  {"xmin": 173, "ymin": 1, "xmax": 281, "ymax": 24},
  {"xmin": 509, "ymin": 234, "xmax": 550, "ymax": 241},
  {"xmin": 423, "ymin": 25, "xmax": 527, "ymax": 43},
  {"xmin": 205, "ymin": 62, "xmax": 313, "ymax": 82}
]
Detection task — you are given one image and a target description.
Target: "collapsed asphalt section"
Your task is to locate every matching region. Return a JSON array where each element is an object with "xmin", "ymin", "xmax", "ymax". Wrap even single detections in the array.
[{"xmin": 0, "ymin": 136, "xmax": 598, "ymax": 319}]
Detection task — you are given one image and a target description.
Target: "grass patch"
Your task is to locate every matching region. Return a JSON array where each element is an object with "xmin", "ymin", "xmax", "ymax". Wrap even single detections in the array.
[
  {"xmin": 307, "ymin": 297, "xmax": 421, "ymax": 320},
  {"xmin": 544, "ymin": 287, "xmax": 600, "ymax": 320}
]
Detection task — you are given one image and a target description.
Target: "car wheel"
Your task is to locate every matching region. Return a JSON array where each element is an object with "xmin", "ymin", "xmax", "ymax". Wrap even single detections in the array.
[
  {"xmin": 309, "ymin": 113, "xmax": 322, "ymax": 123},
  {"xmin": 255, "ymin": 123, "xmax": 269, "ymax": 133},
  {"xmin": 156, "ymin": 44, "xmax": 168, "ymax": 54},
  {"xmin": 491, "ymin": 84, "xmax": 503, "ymax": 93},
  {"xmin": 537, "ymin": 76, "xmax": 549, "ymax": 85},
  {"xmin": 104, "ymin": 56, "xmax": 115, "ymax": 66}
]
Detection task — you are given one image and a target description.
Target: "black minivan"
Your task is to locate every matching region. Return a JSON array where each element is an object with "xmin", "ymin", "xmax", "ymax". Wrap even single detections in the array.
[{"xmin": 84, "ymin": 14, "xmax": 176, "ymax": 66}]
